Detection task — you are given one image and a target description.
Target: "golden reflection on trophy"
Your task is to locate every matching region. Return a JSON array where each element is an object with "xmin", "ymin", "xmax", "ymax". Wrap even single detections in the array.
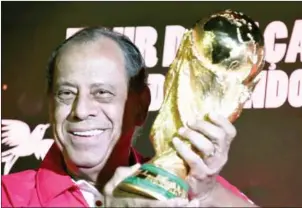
[{"xmin": 114, "ymin": 9, "xmax": 265, "ymax": 200}]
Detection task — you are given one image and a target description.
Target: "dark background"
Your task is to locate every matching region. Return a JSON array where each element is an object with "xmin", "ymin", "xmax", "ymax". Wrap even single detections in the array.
[{"xmin": 1, "ymin": 1, "xmax": 302, "ymax": 206}]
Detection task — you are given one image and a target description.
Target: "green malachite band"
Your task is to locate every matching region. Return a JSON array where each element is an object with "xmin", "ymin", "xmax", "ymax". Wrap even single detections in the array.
[
  {"xmin": 123, "ymin": 176, "xmax": 176, "ymax": 199},
  {"xmin": 140, "ymin": 164, "xmax": 189, "ymax": 191}
]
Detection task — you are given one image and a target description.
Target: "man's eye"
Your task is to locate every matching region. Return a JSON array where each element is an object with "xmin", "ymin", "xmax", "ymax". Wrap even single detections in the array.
[
  {"xmin": 95, "ymin": 90, "xmax": 113, "ymax": 98},
  {"xmin": 57, "ymin": 90, "xmax": 75, "ymax": 100}
]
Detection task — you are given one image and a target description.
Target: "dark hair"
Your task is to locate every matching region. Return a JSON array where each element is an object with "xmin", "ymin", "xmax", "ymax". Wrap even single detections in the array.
[{"xmin": 46, "ymin": 26, "xmax": 148, "ymax": 94}]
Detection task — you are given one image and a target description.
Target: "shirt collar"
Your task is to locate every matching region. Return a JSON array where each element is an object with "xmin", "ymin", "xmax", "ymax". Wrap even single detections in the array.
[
  {"xmin": 36, "ymin": 143, "xmax": 146, "ymax": 205},
  {"xmin": 36, "ymin": 143, "xmax": 75, "ymax": 205}
]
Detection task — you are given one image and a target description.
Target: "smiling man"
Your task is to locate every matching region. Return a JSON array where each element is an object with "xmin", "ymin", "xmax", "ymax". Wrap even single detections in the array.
[
  {"xmin": 2, "ymin": 27, "xmax": 257, "ymax": 207},
  {"xmin": 51, "ymin": 32, "xmax": 135, "ymax": 184}
]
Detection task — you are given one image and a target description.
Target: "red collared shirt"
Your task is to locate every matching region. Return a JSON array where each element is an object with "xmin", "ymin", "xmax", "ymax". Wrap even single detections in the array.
[{"xmin": 2, "ymin": 144, "xmax": 250, "ymax": 207}]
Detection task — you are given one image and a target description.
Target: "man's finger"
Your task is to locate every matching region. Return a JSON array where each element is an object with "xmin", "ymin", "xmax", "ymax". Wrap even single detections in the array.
[
  {"xmin": 114, "ymin": 164, "xmax": 140, "ymax": 183},
  {"xmin": 104, "ymin": 163, "xmax": 141, "ymax": 196},
  {"xmin": 187, "ymin": 120, "xmax": 225, "ymax": 152},
  {"xmin": 208, "ymin": 113, "xmax": 237, "ymax": 140},
  {"xmin": 178, "ymin": 127, "xmax": 215, "ymax": 157},
  {"xmin": 172, "ymin": 137, "xmax": 209, "ymax": 173}
]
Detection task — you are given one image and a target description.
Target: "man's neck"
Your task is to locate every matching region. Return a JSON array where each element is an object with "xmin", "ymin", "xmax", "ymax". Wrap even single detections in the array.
[{"xmin": 66, "ymin": 133, "xmax": 133, "ymax": 192}]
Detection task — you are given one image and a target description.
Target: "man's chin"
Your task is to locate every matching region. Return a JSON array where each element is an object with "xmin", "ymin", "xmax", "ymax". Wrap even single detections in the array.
[
  {"xmin": 65, "ymin": 138, "xmax": 118, "ymax": 171},
  {"xmin": 72, "ymin": 157, "xmax": 105, "ymax": 170},
  {"xmin": 75, "ymin": 164, "xmax": 96, "ymax": 169}
]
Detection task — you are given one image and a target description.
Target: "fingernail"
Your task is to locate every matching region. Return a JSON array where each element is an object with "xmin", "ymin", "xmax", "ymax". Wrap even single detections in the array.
[
  {"xmin": 172, "ymin": 137, "xmax": 181, "ymax": 145},
  {"xmin": 178, "ymin": 127, "xmax": 186, "ymax": 134},
  {"xmin": 131, "ymin": 163, "xmax": 141, "ymax": 170},
  {"xmin": 187, "ymin": 120, "xmax": 194, "ymax": 127}
]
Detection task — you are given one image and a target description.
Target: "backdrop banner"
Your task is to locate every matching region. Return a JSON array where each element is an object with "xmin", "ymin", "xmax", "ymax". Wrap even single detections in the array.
[{"xmin": 2, "ymin": 2, "xmax": 302, "ymax": 206}]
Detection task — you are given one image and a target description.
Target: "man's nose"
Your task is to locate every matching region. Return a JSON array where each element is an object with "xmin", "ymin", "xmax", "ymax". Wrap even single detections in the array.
[{"xmin": 71, "ymin": 94, "xmax": 98, "ymax": 120}]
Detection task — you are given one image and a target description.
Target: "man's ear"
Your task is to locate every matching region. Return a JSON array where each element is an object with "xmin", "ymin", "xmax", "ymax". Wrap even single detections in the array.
[{"xmin": 136, "ymin": 86, "xmax": 151, "ymax": 126}]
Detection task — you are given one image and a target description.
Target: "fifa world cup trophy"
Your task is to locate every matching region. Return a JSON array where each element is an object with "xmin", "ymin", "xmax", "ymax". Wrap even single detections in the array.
[{"xmin": 114, "ymin": 9, "xmax": 265, "ymax": 200}]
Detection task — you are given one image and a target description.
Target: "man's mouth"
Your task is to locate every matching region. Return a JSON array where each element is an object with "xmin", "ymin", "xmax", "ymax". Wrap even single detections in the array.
[{"xmin": 70, "ymin": 129, "xmax": 105, "ymax": 137}]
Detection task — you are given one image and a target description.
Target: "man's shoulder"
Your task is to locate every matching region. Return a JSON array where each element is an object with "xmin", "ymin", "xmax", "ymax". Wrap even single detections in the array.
[
  {"xmin": 2, "ymin": 169, "xmax": 37, "ymax": 189},
  {"xmin": 2, "ymin": 170, "xmax": 39, "ymax": 207}
]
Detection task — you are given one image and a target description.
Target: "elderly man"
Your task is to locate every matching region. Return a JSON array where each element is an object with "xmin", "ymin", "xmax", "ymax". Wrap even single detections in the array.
[{"xmin": 2, "ymin": 27, "xmax": 257, "ymax": 207}]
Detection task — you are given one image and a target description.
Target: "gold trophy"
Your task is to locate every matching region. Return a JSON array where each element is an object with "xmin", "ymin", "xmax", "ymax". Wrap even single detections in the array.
[{"xmin": 114, "ymin": 9, "xmax": 265, "ymax": 200}]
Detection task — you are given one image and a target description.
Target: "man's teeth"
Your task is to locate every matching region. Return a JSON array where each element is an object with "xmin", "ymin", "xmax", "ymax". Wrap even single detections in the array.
[{"xmin": 72, "ymin": 130, "xmax": 104, "ymax": 137}]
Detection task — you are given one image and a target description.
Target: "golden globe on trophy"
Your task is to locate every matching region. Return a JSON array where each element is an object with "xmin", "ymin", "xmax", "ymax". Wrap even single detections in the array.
[{"xmin": 114, "ymin": 9, "xmax": 265, "ymax": 200}]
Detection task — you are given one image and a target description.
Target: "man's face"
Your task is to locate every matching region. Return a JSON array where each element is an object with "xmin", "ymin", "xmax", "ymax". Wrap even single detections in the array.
[{"xmin": 50, "ymin": 38, "xmax": 131, "ymax": 169}]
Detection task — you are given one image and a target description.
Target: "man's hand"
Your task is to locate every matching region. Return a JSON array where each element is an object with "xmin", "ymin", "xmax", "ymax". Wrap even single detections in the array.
[
  {"xmin": 103, "ymin": 164, "xmax": 190, "ymax": 207},
  {"xmin": 172, "ymin": 113, "xmax": 237, "ymax": 201}
]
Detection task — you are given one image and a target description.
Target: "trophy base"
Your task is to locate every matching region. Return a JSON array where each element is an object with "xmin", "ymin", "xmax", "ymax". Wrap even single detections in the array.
[
  {"xmin": 114, "ymin": 182, "xmax": 167, "ymax": 200},
  {"xmin": 113, "ymin": 164, "xmax": 189, "ymax": 200}
]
